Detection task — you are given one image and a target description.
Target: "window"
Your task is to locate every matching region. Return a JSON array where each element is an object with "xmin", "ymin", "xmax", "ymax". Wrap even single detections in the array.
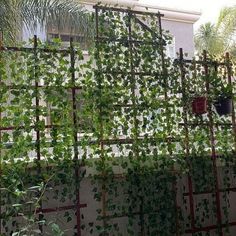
[
  {"xmin": 46, "ymin": 16, "xmax": 93, "ymax": 50},
  {"xmin": 166, "ymin": 37, "xmax": 176, "ymax": 59},
  {"xmin": 47, "ymin": 32, "xmax": 89, "ymax": 50}
]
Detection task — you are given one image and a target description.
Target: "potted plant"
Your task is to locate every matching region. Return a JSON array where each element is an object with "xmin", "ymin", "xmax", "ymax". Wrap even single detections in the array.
[
  {"xmin": 192, "ymin": 96, "xmax": 207, "ymax": 115},
  {"xmin": 213, "ymin": 80, "xmax": 232, "ymax": 116},
  {"xmin": 214, "ymin": 95, "xmax": 232, "ymax": 116}
]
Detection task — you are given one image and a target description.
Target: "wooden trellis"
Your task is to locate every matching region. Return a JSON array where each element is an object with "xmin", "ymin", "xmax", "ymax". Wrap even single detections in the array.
[{"xmin": 0, "ymin": 5, "xmax": 236, "ymax": 236}]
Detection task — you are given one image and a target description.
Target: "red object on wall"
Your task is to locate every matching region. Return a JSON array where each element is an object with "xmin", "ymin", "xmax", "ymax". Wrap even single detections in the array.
[{"xmin": 192, "ymin": 97, "xmax": 207, "ymax": 115}]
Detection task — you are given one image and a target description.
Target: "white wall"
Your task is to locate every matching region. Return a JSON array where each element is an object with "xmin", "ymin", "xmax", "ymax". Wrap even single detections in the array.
[{"xmin": 162, "ymin": 19, "xmax": 195, "ymax": 58}]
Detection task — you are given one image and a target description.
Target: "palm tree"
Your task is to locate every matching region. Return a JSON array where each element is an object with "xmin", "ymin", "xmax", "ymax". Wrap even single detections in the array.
[
  {"xmin": 195, "ymin": 6, "xmax": 236, "ymax": 57},
  {"xmin": 216, "ymin": 6, "xmax": 236, "ymax": 52},
  {"xmin": 0, "ymin": 0, "xmax": 17, "ymax": 41},
  {"xmin": 0, "ymin": 0, "xmax": 93, "ymax": 44},
  {"xmin": 194, "ymin": 22, "xmax": 224, "ymax": 55}
]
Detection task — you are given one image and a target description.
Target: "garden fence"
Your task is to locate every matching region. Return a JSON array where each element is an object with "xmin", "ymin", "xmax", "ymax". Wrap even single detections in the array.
[{"xmin": 0, "ymin": 5, "xmax": 236, "ymax": 236}]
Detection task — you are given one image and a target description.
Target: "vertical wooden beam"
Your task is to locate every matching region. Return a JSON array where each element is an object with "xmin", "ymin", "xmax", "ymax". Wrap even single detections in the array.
[
  {"xmin": 179, "ymin": 48, "xmax": 195, "ymax": 235},
  {"xmin": 127, "ymin": 11, "xmax": 145, "ymax": 236},
  {"xmin": 95, "ymin": 7, "xmax": 107, "ymax": 232},
  {"xmin": 158, "ymin": 13, "xmax": 180, "ymax": 236},
  {"xmin": 0, "ymin": 32, "xmax": 3, "ymax": 46},
  {"xmin": 70, "ymin": 38, "xmax": 81, "ymax": 236},
  {"xmin": 0, "ymin": 39, "xmax": 2, "ymax": 235},
  {"xmin": 203, "ymin": 50, "xmax": 223, "ymax": 236},
  {"xmin": 225, "ymin": 52, "xmax": 236, "ymax": 151},
  {"xmin": 33, "ymin": 35, "xmax": 43, "ymax": 233}
]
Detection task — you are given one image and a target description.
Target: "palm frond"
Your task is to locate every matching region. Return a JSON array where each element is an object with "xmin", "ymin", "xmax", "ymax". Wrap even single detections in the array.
[
  {"xmin": 20, "ymin": 0, "xmax": 94, "ymax": 39},
  {"xmin": 0, "ymin": 0, "xmax": 19, "ymax": 42},
  {"xmin": 194, "ymin": 22, "xmax": 224, "ymax": 55},
  {"xmin": 0, "ymin": 0, "xmax": 94, "ymax": 43},
  {"xmin": 216, "ymin": 6, "xmax": 236, "ymax": 50}
]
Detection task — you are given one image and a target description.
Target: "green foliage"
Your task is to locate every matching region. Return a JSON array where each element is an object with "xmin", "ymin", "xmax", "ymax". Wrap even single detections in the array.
[
  {"xmin": 195, "ymin": 23, "xmax": 224, "ymax": 55},
  {"xmin": 195, "ymin": 5, "xmax": 236, "ymax": 59},
  {"xmin": 0, "ymin": 0, "xmax": 93, "ymax": 44},
  {"xmin": 0, "ymin": 38, "xmax": 85, "ymax": 235},
  {"xmin": 0, "ymin": 7, "xmax": 236, "ymax": 236}
]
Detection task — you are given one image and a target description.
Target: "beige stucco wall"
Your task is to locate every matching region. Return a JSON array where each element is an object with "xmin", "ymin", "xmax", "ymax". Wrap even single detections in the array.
[{"xmin": 162, "ymin": 19, "xmax": 195, "ymax": 58}]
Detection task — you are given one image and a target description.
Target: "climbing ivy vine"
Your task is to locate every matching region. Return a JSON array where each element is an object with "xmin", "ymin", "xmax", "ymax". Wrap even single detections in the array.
[{"xmin": 0, "ymin": 6, "xmax": 236, "ymax": 236}]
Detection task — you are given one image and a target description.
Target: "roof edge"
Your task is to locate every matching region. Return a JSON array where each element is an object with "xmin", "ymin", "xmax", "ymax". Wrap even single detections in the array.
[
  {"xmin": 136, "ymin": 3, "xmax": 201, "ymax": 23},
  {"xmin": 80, "ymin": 0, "xmax": 201, "ymax": 23}
]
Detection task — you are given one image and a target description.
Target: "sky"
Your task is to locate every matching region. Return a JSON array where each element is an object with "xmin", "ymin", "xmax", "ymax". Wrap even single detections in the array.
[{"xmin": 139, "ymin": 0, "xmax": 236, "ymax": 30}]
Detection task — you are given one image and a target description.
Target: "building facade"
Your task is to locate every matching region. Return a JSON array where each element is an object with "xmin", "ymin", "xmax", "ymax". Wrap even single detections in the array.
[{"xmin": 22, "ymin": 0, "xmax": 201, "ymax": 58}]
